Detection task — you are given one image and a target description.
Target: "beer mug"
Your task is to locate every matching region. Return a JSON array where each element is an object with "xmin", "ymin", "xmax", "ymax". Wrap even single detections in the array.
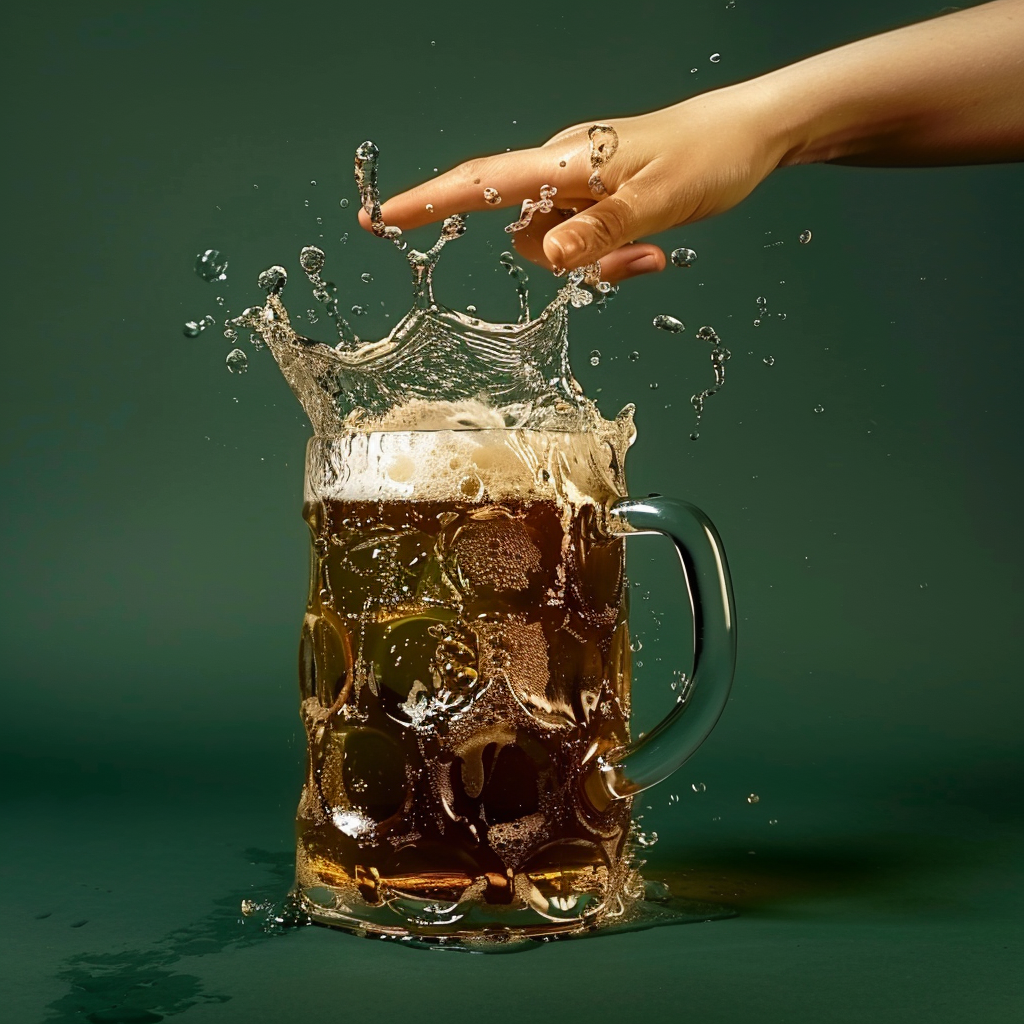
[{"xmin": 294, "ymin": 424, "xmax": 736, "ymax": 942}]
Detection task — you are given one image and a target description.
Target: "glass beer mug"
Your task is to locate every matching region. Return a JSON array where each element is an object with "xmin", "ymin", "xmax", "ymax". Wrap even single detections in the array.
[{"xmin": 293, "ymin": 422, "xmax": 736, "ymax": 942}]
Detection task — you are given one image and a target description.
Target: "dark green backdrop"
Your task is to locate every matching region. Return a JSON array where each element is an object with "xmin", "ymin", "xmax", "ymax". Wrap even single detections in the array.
[{"xmin": 2, "ymin": 1, "xmax": 1021, "ymax": 1021}]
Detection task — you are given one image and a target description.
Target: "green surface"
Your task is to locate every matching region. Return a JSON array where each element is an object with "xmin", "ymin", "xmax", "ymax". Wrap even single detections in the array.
[{"xmin": 2, "ymin": 0, "xmax": 1021, "ymax": 1021}]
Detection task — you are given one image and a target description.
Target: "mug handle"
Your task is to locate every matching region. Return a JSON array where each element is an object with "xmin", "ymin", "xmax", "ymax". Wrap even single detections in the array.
[{"xmin": 584, "ymin": 495, "xmax": 737, "ymax": 811}]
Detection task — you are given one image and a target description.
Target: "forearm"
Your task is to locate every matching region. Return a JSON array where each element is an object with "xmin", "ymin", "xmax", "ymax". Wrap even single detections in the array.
[{"xmin": 765, "ymin": 0, "xmax": 1024, "ymax": 167}]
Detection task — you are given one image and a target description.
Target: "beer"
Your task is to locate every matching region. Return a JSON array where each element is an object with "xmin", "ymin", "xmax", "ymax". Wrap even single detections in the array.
[{"xmin": 294, "ymin": 427, "xmax": 637, "ymax": 936}]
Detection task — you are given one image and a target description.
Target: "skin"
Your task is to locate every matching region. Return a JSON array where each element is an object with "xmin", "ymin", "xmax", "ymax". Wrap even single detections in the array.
[{"xmin": 359, "ymin": 0, "xmax": 1024, "ymax": 284}]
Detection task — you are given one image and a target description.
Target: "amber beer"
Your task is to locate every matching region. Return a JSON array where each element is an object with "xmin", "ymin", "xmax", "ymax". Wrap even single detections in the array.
[{"xmin": 294, "ymin": 428, "xmax": 638, "ymax": 936}]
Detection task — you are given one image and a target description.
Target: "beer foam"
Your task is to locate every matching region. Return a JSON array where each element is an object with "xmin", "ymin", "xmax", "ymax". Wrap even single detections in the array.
[{"xmin": 305, "ymin": 401, "xmax": 635, "ymax": 507}]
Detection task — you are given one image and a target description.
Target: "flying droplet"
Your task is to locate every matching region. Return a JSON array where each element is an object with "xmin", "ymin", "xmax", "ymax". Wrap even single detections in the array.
[
  {"xmin": 814, "ymin": 404, "xmax": 824, "ymax": 414},
  {"xmin": 195, "ymin": 249, "xmax": 228, "ymax": 283},
  {"xmin": 589, "ymin": 349, "xmax": 601, "ymax": 366},
  {"xmin": 690, "ymin": 67, "xmax": 698, "ymax": 73},
  {"xmin": 483, "ymin": 187, "xmax": 502, "ymax": 206},
  {"xmin": 361, "ymin": 272, "xmax": 373, "ymax": 284},
  {"xmin": 628, "ymin": 351, "xmax": 640, "ymax": 362},
  {"xmin": 696, "ymin": 325, "xmax": 718, "ymax": 341},
  {"xmin": 351, "ymin": 305, "xmax": 367, "ymax": 315},
  {"xmin": 799, "ymin": 229, "xmax": 812, "ymax": 244},
  {"xmin": 756, "ymin": 295, "xmax": 767, "ymax": 306},
  {"xmin": 425, "ymin": 203, "xmax": 434, "ymax": 213},
  {"xmin": 225, "ymin": 349, "xmax": 248, "ymax": 374},
  {"xmin": 670, "ymin": 247, "xmax": 697, "ymax": 268},
  {"xmin": 257, "ymin": 266, "xmax": 287, "ymax": 295},
  {"xmin": 753, "ymin": 319, "xmax": 761, "ymax": 327},
  {"xmin": 183, "ymin": 321, "xmax": 201, "ymax": 337},
  {"xmin": 653, "ymin": 314, "xmax": 685, "ymax": 333},
  {"xmin": 340, "ymin": 198, "xmax": 350, "ymax": 208},
  {"xmin": 690, "ymin": 431, "xmax": 700, "ymax": 441},
  {"xmin": 692, "ymin": 782, "xmax": 706, "ymax": 793},
  {"xmin": 340, "ymin": 233, "xmax": 349, "ymax": 244},
  {"xmin": 769, "ymin": 819, "xmax": 778, "ymax": 825},
  {"xmin": 467, "ymin": 304, "xmax": 477, "ymax": 313},
  {"xmin": 726, "ymin": 0, "xmax": 736, "ymax": 7},
  {"xmin": 650, "ymin": 382, "xmax": 659, "ymax": 389},
  {"xmin": 763, "ymin": 355, "xmax": 775, "ymax": 366},
  {"xmin": 747, "ymin": 793, "xmax": 760, "ymax": 804},
  {"xmin": 299, "ymin": 246, "xmax": 326, "ymax": 274},
  {"xmin": 710, "ymin": 52, "xmax": 721, "ymax": 62}
]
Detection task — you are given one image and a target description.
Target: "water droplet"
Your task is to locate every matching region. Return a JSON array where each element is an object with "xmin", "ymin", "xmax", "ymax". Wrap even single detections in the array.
[
  {"xmin": 650, "ymin": 382, "xmax": 659, "ymax": 389},
  {"xmin": 306, "ymin": 308, "xmax": 319, "ymax": 324},
  {"xmin": 630, "ymin": 638, "xmax": 643, "ymax": 652},
  {"xmin": 430, "ymin": 39, "xmax": 436, "ymax": 45},
  {"xmin": 466, "ymin": 304, "xmax": 477, "ymax": 313},
  {"xmin": 310, "ymin": 180, "xmax": 317, "ymax": 186},
  {"xmin": 778, "ymin": 312, "xmax": 787, "ymax": 320},
  {"xmin": 351, "ymin": 305, "xmax": 367, "ymax": 315},
  {"xmin": 696, "ymin": 325, "xmax": 718, "ymax": 341},
  {"xmin": 763, "ymin": 355, "xmax": 775, "ymax": 366},
  {"xmin": 195, "ymin": 249, "xmax": 228, "ymax": 283},
  {"xmin": 652, "ymin": 314, "xmax": 685, "ymax": 333},
  {"xmin": 316, "ymin": 216, "xmax": 323, "ymax": 225},
  {"xmin": 202, "ymin": 315, "xmax": 216, "ymax": 329},
  {"xmin": 769, "ymin": 819, "xmax": 778, "ymax": 825},
  {"xmin": 692, "ymin": 782, "xmax": 706, "ymax": 793},
  {"xmin": 799, "ymin": 229, "xmax": 812, "ymax": 244},
  {"xmin": 360, "ymin": 272, "xmax": 373, "ymax": 284},
  {"xmin": 753, "ymin": 319, "xmax": 761, "ymax": 327},
  {"xmin": 299, "ymin": 246, "xmax": 325, "ymax": 275},
  {"xmin": 726, "ymin": 0, "xmax": 736, "ymax": 7},
  {"xmin": 304, "ymin": 200, "xmax": 310, "ymax": 207},
  {"xmin": 483, "ymin": 187, "xmax": 502, "ymax": 206},
  {"xmin": 340, "ymin": 233, "xmax": 349, "ymax": 244},
  {"xmin": 690, "ymin": 67, "xmax": 698, "ymax": 73},
  {"xmin": 225, "ymin": 349, "xmax": 248, "ymax": 374},
  {"xmin": 814, "ymin": 404, "xmax": 824, "ymax": 414},
  {"xmin": 340, "ymin": 198, "xmax": 350, "ymax": 208},
  {"xmin": 670, "ymin": 247, "xmax": 697, "ymax": 268},
  {"xmin": 258, "ymin": 265, "xmax": 287, "ymax": 294},
  {"xmin": 710, "ymin": 52, "xmax": 721, "ymax": 62},
  {"xmin": 425, "ymin": 203, "xmax": 434, "ymax": 213},
  {"xmin": 183, "ymin": 321, "xmax": 201, "ymax": 338},
  {"xmin": 559, "ymin": 159, "xmax": 567, "ymax": 167},
  {"xmin": 747, "ymin": 793, "xmax": 760, "ymax": 804},
  {"xmin": 756, "ymin": 295, "xmax": 767, "ymax": 306},
  {"xmin": 589, "ymin": 349, "xmax": 601, "ymax": 366},
  {"xmin": 628, "ymin": 350, "xmax": 640, "ymax": 362},
  {"xmin": 223, "ymin": 327, "xmax": 237, "ymax": 341},
  {"xmin": 690, "ymin": 431, "xmax": 700, "ymax": 441},
  {"xmin": 214, "ymin": 296, "xmax": 226, "ymax": 307}
]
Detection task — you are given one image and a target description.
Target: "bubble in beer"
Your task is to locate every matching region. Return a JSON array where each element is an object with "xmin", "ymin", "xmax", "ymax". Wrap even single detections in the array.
[
  {"xmin": 799, "ymin": 229, "xmax": 812, "ymax": 244},
  {"xmin": 710, "ymin": 52, "xmax": 721, "ymax": 62},
  {"xmin": 746, "ymin": 793, "xmax": 760, "ymax": 804},
  {"xmin": 258, "ymin": 265, "xmax": 287, "ymax": 295},
  {"xmin": 299, "ymin": 246, "xmax": 326, "ymax": 275},
  {"xmin": 225, "ymin": 348, "xmax": 248, "ymax": 373},
  {"xmin": 483, "ymin": 187, "xmax": 502, "ymax": 206},
  {"xmin": 195, "ymin": 249, "xmax": 228, "ymax": 283},
  {"xmin": 670, "ymin": 247, "xmax": 697, "ymax": 268},
  {"xmin": 692, "ymin": 782, "xmax": 706, "ymax": 793},
  {"xmin": 361, "ymin": 273, "xmax": 373, "ymax": 284},
  {"xmin": 652, "ymin": 314, "xmax": 685, "ymax": 333},
  {"xmin": 814, "ymin": 404, "xmax": 825, "ymax": 414},
  {"xmin": 589, "ymin": 349, "xmax": 601, "ymax": 366},
  {"xmin": 763, "ymin": 355, "xmax": 775, "ymax": 366}
]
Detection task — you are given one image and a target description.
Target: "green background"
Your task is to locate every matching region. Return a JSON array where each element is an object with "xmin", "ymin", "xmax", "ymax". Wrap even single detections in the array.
[{"xmin": 2, "ymin": 0, "xmax": 1021, "ymax": 1021}]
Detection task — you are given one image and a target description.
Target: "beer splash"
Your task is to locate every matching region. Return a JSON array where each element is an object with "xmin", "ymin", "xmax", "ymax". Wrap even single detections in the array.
[{"xmin": 230, "ymin": 141, "xmax": 615, "ymax": 436}]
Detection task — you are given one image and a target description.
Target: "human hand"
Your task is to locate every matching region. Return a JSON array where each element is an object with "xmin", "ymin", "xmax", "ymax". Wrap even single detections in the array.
[{"xmin": 359, "ymin": 79, "xmax": 789, "ymax": 284}]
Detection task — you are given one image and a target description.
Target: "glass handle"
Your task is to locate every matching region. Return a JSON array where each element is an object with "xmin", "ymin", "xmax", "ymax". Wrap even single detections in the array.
[{"xmin": 584, "ymin": 496, "xmax": 737, "ymax": 811}]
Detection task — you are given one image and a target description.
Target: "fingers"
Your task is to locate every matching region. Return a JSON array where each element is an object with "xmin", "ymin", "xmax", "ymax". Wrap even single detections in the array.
[
  {"xmin": 597, "ymin": 244, "xmax": 667, "ymax": 282},
  {"xmin": 358, "ymin": 148, "xmax": 576, "ymax": 233},
  {"xmin": 541, "ymin": 172, "xmax": 668, "ymax": 270}
]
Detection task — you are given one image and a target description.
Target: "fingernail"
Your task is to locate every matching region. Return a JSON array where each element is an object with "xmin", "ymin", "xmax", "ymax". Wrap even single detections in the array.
[
  {"xmin": 549, "ymin": 232, "xmax": 583, "ymax": 267},
  {"xmin": 622, "ymin": 253, "xmax": 661, "ymax": 277}
]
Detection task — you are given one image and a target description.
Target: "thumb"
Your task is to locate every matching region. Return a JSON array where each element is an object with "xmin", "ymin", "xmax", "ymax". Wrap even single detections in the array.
[{"xmin": 542, "ymin": 176, "xmax": 662, "ymax": 270}]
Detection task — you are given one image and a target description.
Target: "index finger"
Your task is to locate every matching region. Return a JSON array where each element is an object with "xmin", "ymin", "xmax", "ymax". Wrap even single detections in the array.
[{"xmin": 358, "ymin": 145, "xmax": 590, "ymax": 233}]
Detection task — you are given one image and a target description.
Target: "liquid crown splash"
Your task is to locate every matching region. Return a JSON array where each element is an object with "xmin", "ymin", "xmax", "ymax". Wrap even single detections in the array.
[{"xmin": 230, "ymin": 141, "xmax": 627, "ymax": 437}]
